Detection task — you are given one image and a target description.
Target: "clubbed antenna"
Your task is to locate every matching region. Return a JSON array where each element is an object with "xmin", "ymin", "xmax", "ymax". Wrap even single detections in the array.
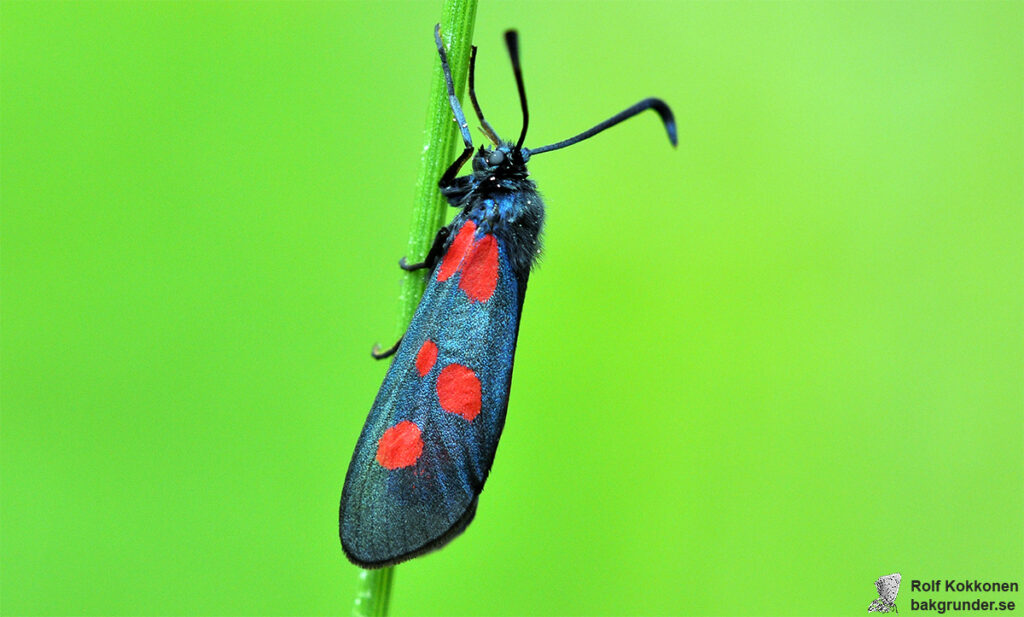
[
  {"xmin": 503, "ymin": 30, "xmax": 529, "ymax": 151},
  {"xmin": 529, "ymin": 98, "xmax": 677, "ymax": 155}
]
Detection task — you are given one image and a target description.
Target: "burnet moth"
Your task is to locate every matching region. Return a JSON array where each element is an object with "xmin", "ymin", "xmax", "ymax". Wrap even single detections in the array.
[{"xmin": 339, "ymin": 26, "xmax": 676, "ymax": 568}]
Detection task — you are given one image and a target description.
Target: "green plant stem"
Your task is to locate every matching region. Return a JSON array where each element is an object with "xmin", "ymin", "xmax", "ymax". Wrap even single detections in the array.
[
  {"xmin": 352, "ymin": 567, "xmax": 393, "ymax": 617},
  {"xmin": 351, "ymin": 2, "xmax": 478, "ymax": 617}
]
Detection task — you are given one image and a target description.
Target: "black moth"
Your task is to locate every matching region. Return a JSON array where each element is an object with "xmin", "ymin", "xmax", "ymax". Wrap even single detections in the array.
[{"xmin": 339, "ymin": 25, "xmax": 677, "ymax": 568}]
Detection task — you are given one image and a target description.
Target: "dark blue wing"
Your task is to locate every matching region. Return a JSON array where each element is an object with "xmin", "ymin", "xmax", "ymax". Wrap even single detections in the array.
[{"xmin": 340, "ymin": 228, "xmax": 524, "ymax": 567}]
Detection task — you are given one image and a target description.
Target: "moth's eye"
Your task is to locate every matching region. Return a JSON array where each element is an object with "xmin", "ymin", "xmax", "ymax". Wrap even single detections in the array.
[{"xmin": 487, "ymin": 150, "xmax": 505, "ymax": 166}]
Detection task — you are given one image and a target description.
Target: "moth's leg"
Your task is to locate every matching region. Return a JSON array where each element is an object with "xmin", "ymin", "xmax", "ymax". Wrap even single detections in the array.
[
  {"xmin": 439, "ymin": 145, "xmax": 474, "ymax": 188},
  {"xmin": 398, "ymin": 257, "xmax": 427, "ymax": 271},
  {"xmin": 399, "ymin": 225, "xmax": 451, "ymax": 272},
  {"xmin": 371, "ymin": 337, "xmax": 402, "ymax": 360}
]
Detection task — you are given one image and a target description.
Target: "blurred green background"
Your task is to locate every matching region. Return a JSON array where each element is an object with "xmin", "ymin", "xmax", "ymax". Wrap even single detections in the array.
[{"xmin": 3, "ymin": 1, "xmax": 1021, "ymax": 615}]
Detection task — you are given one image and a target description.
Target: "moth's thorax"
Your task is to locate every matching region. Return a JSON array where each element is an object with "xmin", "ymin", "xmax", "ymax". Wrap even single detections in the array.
[
  {"xmin": 466, "ymin": 191, "xmax": 539, "ymax": 234},
  {"xmin": 440, "ymin": 142, "xmax": 545, "ymax": 278},
  {"xmin": 464, "ymin": 188, "xmax": 544, "ymax": 279}
]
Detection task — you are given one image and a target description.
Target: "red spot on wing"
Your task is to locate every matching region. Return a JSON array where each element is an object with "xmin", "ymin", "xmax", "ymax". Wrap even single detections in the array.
[
  {"xmin": 375, "ymin": 421, "xmax": 424, "ymax": 470},
  {"xmin": 436, "ymin": 364, "xmax": 482, "ymax": 421},
  {"xmin": 415, "ymin": 339, "xmax": 438, "ymax": 376},
  {"xmin": 459, "ymin": 234, "xmax": 499, "ymax": 302},
  {"xmin": 437, "ymin": 220, "xmax": 477, "ymax": 282}
]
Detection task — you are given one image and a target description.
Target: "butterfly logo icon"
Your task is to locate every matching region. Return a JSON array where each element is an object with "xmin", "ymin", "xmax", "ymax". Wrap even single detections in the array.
[{"xmin": 868, "ymin": 573, "xmax": 901, "ymax": 613}]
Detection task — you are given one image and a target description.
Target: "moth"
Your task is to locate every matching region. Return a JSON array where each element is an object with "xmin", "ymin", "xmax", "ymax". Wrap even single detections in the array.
[{"xmin": 339, "ymin": 25, "xmax": 676, "ymax": 568}]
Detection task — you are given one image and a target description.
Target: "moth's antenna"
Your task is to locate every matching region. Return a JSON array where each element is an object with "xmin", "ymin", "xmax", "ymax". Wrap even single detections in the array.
[
  {"xmin": 434, "ymin": 24, "xmax": 474, "ymax": 152},
  {"xmin": 529, "ymin": 98, "xmax": 677, "ymax": 155},
  {"xmin": 435, "ymin": 24, "xmax": 475, "ymax": 185},
  {"xmin": 504, "ymin": 30, "xmax": 529, "ymax": 151},
  {"xmin": 469, "ymin": 46, "xmax": 502, "ymax": 146}
]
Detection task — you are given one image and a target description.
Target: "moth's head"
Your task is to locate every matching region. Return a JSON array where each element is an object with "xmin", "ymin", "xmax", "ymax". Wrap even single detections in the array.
[{"xmin": 471, "ymin": 143, "xmax": 530, "ymax": 176}]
